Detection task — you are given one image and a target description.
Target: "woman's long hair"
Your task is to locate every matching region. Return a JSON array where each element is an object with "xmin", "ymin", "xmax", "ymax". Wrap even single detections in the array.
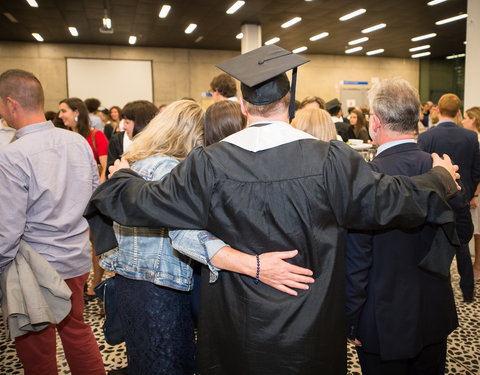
[
  {"xmin": 292, "ymin": 108, "xmax": 338, "ymax": 141},
  {"xmin": 204, "ymin": 101, "xmax": 246, "ymax": 146},
  {"xmin": 59, "ymin": 97, "xmax": 91, "ymax": 139},
  {"xmin": 124, "ymin": 100, "xmax": 204, "ymax": 163}
]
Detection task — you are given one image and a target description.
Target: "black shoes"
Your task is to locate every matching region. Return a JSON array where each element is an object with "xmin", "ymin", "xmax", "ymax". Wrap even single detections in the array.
[
  {"xmin": 463, "ymin": 295, "xmax": 474, "ymax": 303},
  {"xmin": 108, "ymin": 367, "xmax": 128, "ymax": 375}
]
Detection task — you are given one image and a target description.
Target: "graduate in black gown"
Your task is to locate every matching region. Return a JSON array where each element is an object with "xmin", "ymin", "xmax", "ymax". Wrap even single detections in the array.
[{"xmin": 86, "ymin": 45, "xmax": 461, "ymax": 375}]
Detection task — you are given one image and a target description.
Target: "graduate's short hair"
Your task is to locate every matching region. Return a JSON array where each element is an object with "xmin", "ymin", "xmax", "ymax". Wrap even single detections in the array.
[
  {"xmin": 438, "ymin": 93, "xmax": 461, "ymax": 118},
  {"xmin": 243, "ymin": 91, "xmax": 291, "ymax": 118},
  {"xmin": 300, "ymin": 96, "xmax": 326, "ymax": 110},
  {"xmin": 291, "ymin": 108, "xmax": 337, "ymax": 142},
  {"xmin": 368, "ymin": 78, "xmax": 420, "ymax": 134},
  {"xmin": 0, "ymin": 69, "xmax": 44, "ymax": 111}
]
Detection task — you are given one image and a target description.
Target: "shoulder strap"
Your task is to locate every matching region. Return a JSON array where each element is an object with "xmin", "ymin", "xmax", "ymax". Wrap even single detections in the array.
[{"xmin": 91, "ymin": 129, "xmax": 99, "ymax": 162}]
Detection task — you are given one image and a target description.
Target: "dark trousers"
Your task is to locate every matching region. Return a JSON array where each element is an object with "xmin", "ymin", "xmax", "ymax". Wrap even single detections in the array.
[
  {"xmin": 457, "ymin": 243, "xmax": 474, "ymax": 297},
  {"xmin": 356, "ymin": 339, "xmax": 447, "ymax": 375}
]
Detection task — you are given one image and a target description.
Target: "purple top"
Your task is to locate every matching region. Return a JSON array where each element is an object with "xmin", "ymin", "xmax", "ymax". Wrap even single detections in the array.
[{"xmin": 0, "ymin": 121, "xmax": 99, "ymax": 278}]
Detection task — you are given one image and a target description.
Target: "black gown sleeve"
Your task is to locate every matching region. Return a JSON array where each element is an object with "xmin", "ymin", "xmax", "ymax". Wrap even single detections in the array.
[
  {"xmin": 324, "ymin": 141, "xmax": 457, "ymax": 231},
  {"xmin": 106, "ymin": 132, "xmax": 124, "ymax": 179},
  {"xmin": 85, "ymin": 147, "xmax": 215, "ymax": 254}
]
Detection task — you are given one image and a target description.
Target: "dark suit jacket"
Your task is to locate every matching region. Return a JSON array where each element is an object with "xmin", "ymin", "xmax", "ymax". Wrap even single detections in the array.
[
  {"xmin": 346, "ymin": 142, "xmax": 469, "ymax": 361},
  {"xmin": 418, "ymin": 121, "xmax": 480, "ymax": 200}
]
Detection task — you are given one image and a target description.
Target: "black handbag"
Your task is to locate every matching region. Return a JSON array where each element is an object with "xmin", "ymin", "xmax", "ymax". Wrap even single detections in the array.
[{"xmin": 94, "ymin": 276, "xmax": 125, "ymax": 345}]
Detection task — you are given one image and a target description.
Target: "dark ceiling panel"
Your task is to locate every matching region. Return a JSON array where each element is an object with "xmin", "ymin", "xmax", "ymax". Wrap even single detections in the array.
[{"xmin": 0, "ymin": 0, "xmax": 467, "ymax": 58}]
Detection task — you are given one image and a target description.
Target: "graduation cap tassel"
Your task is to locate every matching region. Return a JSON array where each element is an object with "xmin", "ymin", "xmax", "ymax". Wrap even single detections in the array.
[{"xmin": 289, "ymin": 67, "xmax": 298, "ymax": 122}]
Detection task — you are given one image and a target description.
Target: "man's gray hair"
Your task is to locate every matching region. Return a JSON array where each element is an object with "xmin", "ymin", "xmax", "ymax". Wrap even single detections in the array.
[{"xmin": 368, "ymin": 78, "xmax": 420, "ymax": 133}]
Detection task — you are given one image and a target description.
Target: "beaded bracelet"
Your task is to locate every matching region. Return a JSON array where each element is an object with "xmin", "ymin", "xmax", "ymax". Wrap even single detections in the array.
[{"xmin": 254, "ymin": 254, "xmax": 260, "ymax": 284}]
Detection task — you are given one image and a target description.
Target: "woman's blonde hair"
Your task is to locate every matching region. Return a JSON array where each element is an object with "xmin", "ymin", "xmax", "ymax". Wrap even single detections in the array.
[
  {"xmin": 465, "ymin": 107, "xmax": 480, "ymax": 132},
  {"xmin": 291, "ymin": 107, "xmax": 338, "ymax": 141},
  {"xmin": 124, "ymin": 100, "xmax": 204, "ymax": 163}
]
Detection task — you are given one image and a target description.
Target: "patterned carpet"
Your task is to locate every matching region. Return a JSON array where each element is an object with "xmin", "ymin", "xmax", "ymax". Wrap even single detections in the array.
[{"xmin": 0, "ymin": 260, "xmax": 479, "ymax": 374}]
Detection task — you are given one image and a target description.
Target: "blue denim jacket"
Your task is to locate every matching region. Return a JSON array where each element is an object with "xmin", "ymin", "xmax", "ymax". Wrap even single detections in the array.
[{"xmin": 99, "ymin": 154, "xmax": 225, "ymax": 291}]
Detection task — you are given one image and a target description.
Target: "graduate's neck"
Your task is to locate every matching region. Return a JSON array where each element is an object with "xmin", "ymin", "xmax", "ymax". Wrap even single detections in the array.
[{"xmin": 247, "ymin": 110, "xmax": 290, "ymax": 126}]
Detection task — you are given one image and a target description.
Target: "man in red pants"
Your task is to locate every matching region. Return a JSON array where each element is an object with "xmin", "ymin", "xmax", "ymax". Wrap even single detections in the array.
[{"xmin": 0, "ymin": 69, "xmax": 105, "ymax": 374}]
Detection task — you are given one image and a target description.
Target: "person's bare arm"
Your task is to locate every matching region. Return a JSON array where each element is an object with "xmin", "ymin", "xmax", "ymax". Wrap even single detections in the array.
[{"xmin": 211, "ymin": 247, "xmax": 314, "ymax": 296}]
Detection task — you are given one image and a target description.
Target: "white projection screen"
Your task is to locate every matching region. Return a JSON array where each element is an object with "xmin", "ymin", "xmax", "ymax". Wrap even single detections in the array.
[{"xmin": 66, "ymin": 58, "xmax": 153, "ymax": 108}]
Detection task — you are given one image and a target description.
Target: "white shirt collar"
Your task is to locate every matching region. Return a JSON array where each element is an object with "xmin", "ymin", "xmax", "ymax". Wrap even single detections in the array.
[{"xmin": 376, "ymin": 138, "xmax": 415, "ymax": 155}]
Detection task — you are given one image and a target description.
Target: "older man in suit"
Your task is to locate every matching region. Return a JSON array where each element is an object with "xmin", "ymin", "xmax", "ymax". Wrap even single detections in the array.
[
  {"xmin": 346, "ymin": 78, "xmax": 473, "ymax": 375},
  {"xmin": 418, "ymin": 93, "xmax": 480, "ymax": 302}
]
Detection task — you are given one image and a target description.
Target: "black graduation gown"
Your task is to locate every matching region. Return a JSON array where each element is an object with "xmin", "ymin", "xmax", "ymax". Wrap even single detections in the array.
[{"xmin": 85, "ymin": 123, "xmax": 457, "ymax": 375}]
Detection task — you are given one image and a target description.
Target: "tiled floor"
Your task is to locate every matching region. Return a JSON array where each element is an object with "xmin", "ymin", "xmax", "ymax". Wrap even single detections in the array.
[{"xmin": 1, "ymin": 260, "xmax": 479, "ymax": 374}]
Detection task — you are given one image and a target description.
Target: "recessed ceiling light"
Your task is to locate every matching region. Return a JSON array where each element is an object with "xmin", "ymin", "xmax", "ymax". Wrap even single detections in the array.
[
  {"xmin": 226, "ymin": 1, "xmax": 245, "ymax": 14},
  {"xmin": 159, "ymin": 5, "xmax": 171, "ymax": 18},
  {"xmin": 409, "ymin": 45, "xmax": 430, "ymax": 52},
  {"xmin": 411, "ymin": 33, "xmax": 437, "ymax": 42},
  {"xmin": 310, "ymin": 32, "xmax": 329, "ymax": 41},
  {"xmin": 411, "ymin": 51, "xmax": 431, "ymax": 58},
  {"xmin": 446, "ymin": 53, "xmax": 465, "ymax": 60},
  {"xmin": 293, "ymin": 46, "xmax": 307, "ymax": 54},
  {"xmin": 195, "ymin": 36, "xmax": 204, "ymax": 43},
  {"xmin": 32, "ymin": 33, "xmax": 43, "ymax": 42},
  {"xmin": 236, "ymin": 33, "xmax": 243, "ymax": 39},
  {"xmin": 103, "ymin": 17, "xmax": 112, "ymax": 29},
  {"xmin": 68, "ymin": 27, "xmax": 78, "ymax": 37},
  {"xmin": 339, "ymin": 9, "xmax": 366, "ymax": 21},
  {"xmin": 345, "ymin": 46, "xmax": 363, "ymax": 54},
  {"xmin": 435, "ymin": 14, "xmax": 468, "ymax": 25},
  {"xmin": 348, "ymin": 37, "xmax": 369, "ymax": 45},
  {"xmin": 26, "ymin": 0, "xmax": 38, "ymax": 7},
  {"xmin": 281, "ymin": 17, "xmax": 302, "ymax": 28},
  {"xmin": 366, "ymin": 49, "xmax": 384, "ymax": 56},
  {"xmin": 428, "ymin": 0, "xmax": 448, "ymax": 5},
  {"xmin": 265, "ymin": 37, "xmax": 280, "ymax": 45},
  {"xmin": 361, "ymin": 23, "xmax": 386, "ymax": 34},
  {"xmin": 464, "ymin": 41, "xmax": 467, "ymax": 45},
  {"xmin": 129, "ymin": 36, "xmax": 137, "ymax": 45},
  {"xmin": 185, "ymin": 24, "xmax": 197, "ymax": 34},
  {"xmin": 3, "ymin": 13, "xmax": 19, "ymax": 23}
]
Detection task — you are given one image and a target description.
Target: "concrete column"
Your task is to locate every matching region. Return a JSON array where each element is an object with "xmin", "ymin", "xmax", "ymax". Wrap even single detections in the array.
[
  {"xmin": 241, "ymin": 24, "xmax": 261, "ymax": 54},
  {"xmin": 464, "ymin": 0, "xmax": 480, "ymax": 109}
]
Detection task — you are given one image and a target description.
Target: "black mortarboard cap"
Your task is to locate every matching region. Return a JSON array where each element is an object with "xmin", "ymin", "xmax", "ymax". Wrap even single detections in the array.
[
  {"xmin": 216, "ymin": 44, "xmax": 309, "ymax": 120},
  {"xmin": 326, "ymin": 98, "xmax": 342, "ymax": 111}
]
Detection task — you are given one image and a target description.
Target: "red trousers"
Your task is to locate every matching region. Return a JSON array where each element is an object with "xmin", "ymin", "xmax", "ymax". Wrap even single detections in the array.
[{"xmin": 15, "ymin": 272, "xmax": 105, "ymax": 375}]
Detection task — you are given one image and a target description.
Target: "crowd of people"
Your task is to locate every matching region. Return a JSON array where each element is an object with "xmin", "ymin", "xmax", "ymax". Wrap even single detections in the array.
[{"xmin": 0, "ymin": 43, "xmax": 478, "ymax": 375}]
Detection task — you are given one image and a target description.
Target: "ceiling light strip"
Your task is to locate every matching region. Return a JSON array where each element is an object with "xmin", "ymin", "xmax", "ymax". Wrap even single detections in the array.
[
  {"xmin": 68, "ymin": 27, "xmax": 78, "ymax": 37},
  {"xmin": 293, "ymin": 46, "xmax": 307, "ymax": 54},
  {"xmin": 159, "ymin": 5, "xmax": 171, "ymax": 18},
  {"xmin": 339, "ymin": 9, "xmax": 366, "ymax": 21},
  {"xmin": 361, "ymin": 23, "xmax": 386, "ymax": 33},
  {"xmin": 411, "ymin": 33, "xmax": 436, "ymax": 42},
  {"xmin": 411, "ymin": 51, "xmax": 431, "ymax": 58},
  {"xmin": 310, "ymin": 32, "xmax": 329, "ymax": 41},
  {"xmin": 32, "ymin": 33, "xmax": 43, "ymax": 42},
  {"xmin": 26, "ymin": 0, "xmax": 38, "ymax": 7},
  {"xmin": 366, "ymin": 49, "xmax": 384, "ymax": 56},
  {"xmin": 226, "ymin": 1, "xmax": 245, "ymax": 14},
  {"xmin": 129, "ymin": 36, "xmax": 137, "ymax": 44},
  {"xmin": 348, "ymin": 37, "xmax": 368, "ymax": 45},
  {"xmin": 435, "ymin": 14, "xmax": 467, "ymax": 25},
  {"xmin": 281, "ymin": 17, "xmax": 301, "ymax": 28},
  {"xmin": 428, "ymin": 0, "xmax": 448, "ymax": 5},
  {"xmin": 409, "ymin": 45, "xmax": 430, "ymax": 52},
  {"xmin": 236, "ymin": 33, "xmax": 243, "ymax": 39},
  {"xmin": 265, "ymin": 37, "xmax": 280, "ymax": 45},
  {"xmin": 185, "ymin": 24, "xmax": 197, "ymax": 34},
  {"xmin": 345, "ymin": 46, "xmax": 363, "ymax": 54},
  {"xmin": 446, "ymin": 53, "xmax": 465, "ymax": 60}
]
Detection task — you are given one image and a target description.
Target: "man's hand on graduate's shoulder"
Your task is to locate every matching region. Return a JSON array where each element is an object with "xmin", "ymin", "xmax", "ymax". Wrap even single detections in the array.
[
  {"xmin": 108, "ymin": 157, "xmax": 131, "ymax": 178},
  {"xmin": 431, "ymin": 153, "xmax": 461, "ymax": 191}
]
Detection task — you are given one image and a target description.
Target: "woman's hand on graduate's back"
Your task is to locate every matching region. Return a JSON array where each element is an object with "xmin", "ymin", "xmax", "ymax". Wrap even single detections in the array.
[
  {"xmin": 108, "ymin": 157, "xmax": 131, "ymax": 178},
  {"xmin": 259, "ymin": 250, "xmax": 314, "ymax": 296}
]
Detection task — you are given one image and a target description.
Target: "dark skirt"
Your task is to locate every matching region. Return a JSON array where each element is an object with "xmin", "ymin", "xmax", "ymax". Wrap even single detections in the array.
[{"xmin": 114, "ymin": 274, "xmax": 195, "ymax": 375}]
